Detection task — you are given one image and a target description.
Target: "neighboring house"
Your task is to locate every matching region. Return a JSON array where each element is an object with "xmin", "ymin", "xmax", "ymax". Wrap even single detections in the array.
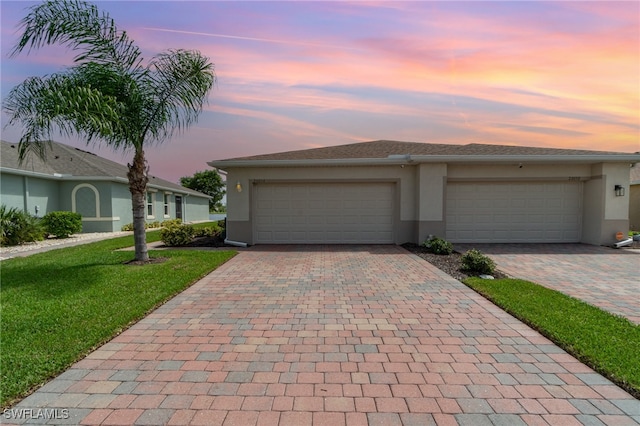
[
  {"xmin": 630, "ymin": 163, "xmax": 640, "ymax": 231},
  {"xmin": 209, "ymin": 140, "xmax": 640, "ymax": 246},
  {"xmin": 1, "ymin": 140, "xmax": 210, "ymax": 232}
]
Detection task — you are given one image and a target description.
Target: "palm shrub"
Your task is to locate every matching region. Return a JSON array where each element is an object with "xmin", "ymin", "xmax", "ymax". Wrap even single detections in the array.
[
  {"xmin": 42, "ymin": 211, "xmax": 82, "ymax": 238},
  {"xmin": 0, "ymin": 205, "xmax": 45, "ymax": 246},
  {"xmin": 461, "ymin": 249, "xmax": 496, "ymax": 275}
]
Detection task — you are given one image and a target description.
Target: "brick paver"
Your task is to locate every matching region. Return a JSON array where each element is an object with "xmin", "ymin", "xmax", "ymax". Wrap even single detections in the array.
[
  {"xmin": 455, "ymin": 243, "xmax": 640, "ymax": 324},
  {"xmin": 6, "ymin": 245, "xmax": 639, "ymax": 425}
]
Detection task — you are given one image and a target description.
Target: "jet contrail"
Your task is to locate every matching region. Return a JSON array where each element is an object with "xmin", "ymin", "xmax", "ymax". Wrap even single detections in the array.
[{"xmin": 142, "ymin": 27, "xmax": 361, "ymax": 51}]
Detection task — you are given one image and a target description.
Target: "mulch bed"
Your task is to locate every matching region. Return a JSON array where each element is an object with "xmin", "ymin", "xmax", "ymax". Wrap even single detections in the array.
[{"xmin": 401, "ymin": 243, "xmax": 508, "ymax": 281}]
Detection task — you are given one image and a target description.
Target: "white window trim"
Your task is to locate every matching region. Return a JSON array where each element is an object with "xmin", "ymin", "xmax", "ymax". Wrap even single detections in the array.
[
  {"xmin": 163, "ymin": 192, "xmax": 171, "ymax": 218},
  {"xmin": 146, "ymin": 192, "xmax": 155, "ymax": 219}
]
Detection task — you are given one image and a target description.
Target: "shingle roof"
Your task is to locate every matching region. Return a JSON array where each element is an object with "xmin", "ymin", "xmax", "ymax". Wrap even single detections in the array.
[
  {"xmin": 1, "ymin": 140, "xmax": 209, "ymax": 197},
  {"xmin": 221, "ymin": 140, "xmax": 633, "ymax": 162}
]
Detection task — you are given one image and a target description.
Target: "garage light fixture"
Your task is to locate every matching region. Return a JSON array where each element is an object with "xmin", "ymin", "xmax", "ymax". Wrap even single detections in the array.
[
  {"xmin": 614, "ymin": 185, "xmax": 625, "ymax": 196},
  {"xmin": 236, "ymin": 181, "xmax": 243, "ymax": 193}
]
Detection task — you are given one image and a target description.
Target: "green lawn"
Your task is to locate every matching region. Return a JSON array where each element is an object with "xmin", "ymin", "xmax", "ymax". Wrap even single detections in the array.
[
  {"xmin": 1, "ymin": 227, "xmax": 235, "ymax": 407},
  {"xmin": 465, "ymin": 277, "xmax": 640, "ymax": 398}
]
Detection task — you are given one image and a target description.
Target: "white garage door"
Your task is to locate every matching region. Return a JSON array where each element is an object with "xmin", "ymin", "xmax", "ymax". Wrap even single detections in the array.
[
  {"xmin": 254, "ymin": 182, "xmax": 395, "ymax": 243},
  {"xmin": 446, "ymin": 181, "xmax": 582, "ymax": 243}
]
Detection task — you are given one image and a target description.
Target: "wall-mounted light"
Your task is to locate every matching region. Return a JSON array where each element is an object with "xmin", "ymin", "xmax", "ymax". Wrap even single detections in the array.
[
  {"xmin": 236, "ymin": 181, "xmax": 243, "ymax": 193},
  {"xmin": 614, "ymin": 184, "xmax": 625, "ymax": 197}
]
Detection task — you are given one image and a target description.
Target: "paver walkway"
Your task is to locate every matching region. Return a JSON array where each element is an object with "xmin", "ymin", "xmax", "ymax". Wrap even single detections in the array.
[
  {"xmin": 7, "ymin": 245, "xmax": 639, "ymax": 425},
  {"xmin": 455, "ymin": 244, "xmax": 640, "ymax": 325}
]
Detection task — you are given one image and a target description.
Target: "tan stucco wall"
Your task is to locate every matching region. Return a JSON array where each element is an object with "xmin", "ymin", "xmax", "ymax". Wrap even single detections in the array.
[
  {"xmin": 225, "ymin": 165, "xmax": 421, "ymax": 244},
  {"xmin": 222, "ymin": 161, "xmax": 633, "ymax": 246},
  {"xmin": 581, "ymin": 176, "xmax": 604, "ymax": 245},
  {"xmin": 582, "ymin": 163, "xmax": 632, "ymax": 245},
  {"xmin": 447, "ymin": 163, "xmax": 592, "ymax": 180},
  {"xmin": 630, "ymin": 185, "xmax": 640, "ymax": 231}
]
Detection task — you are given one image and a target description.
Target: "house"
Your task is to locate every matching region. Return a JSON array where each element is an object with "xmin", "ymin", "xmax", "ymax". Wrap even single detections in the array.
[
  {"xmin": 630, "ymin": 163, "xmax": 640, "ymax": 231},
  {"xmin": 208, "ymin": 140, "xmax": 640, "ymax": 246},
  {"xmin": 1, "ymin": 140, "xmax": 210, "ymax": 232}
]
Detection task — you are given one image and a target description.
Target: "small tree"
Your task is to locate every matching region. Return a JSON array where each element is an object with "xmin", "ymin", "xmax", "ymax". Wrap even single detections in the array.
[
  {"xmin": 180, "ymin": 169, "xmax": 226, "ymax": 212},
  {"xmin": 3, "ymin": 0, "xmax": 216, "ymax": 262}
]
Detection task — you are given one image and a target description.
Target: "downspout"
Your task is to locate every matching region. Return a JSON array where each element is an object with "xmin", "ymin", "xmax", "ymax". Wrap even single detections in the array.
[
  {"xmin": 224, "ymin": 238, "xmax": 248, "ymax": 248},
  {"xmin": 184, "ymin": 193, "xmax": 188, "ymax": 222},
  {"xmin": 23, "ymin": 176, "xmax": 29, "ymax": 213}
]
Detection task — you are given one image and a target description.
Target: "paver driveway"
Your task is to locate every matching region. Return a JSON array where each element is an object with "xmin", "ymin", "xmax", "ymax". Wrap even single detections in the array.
[
  {"xmin": 8, "ymin": 245, "xmax": 639, "ymax": 425},
  {"xmin": 455, "ymin": 244, "xmax": 640, "ymax": 325}
]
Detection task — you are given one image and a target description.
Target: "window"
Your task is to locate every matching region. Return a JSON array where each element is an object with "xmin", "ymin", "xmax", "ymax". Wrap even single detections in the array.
[
  {"xmin": 146, "ymin": 192, "xmax": 154, "ymax": 218},
  {"xmin": 164, "ymin": 193, "xmax": 170, "ymax": 217}
]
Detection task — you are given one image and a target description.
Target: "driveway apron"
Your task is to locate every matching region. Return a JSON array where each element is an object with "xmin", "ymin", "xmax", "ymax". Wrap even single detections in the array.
[
  {"xmin": 8, "ymin": 245, "xmax": 639, "ymax": 425},
  {"xmin": 455, "ymin": 244, "xmax": 640, "ymax": 325}
]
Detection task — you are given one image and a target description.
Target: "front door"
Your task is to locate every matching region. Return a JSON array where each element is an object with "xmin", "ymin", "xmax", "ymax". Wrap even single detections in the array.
[{"xmin": 175, "ymin": 196, "xmax": 183, "ymax": 220}]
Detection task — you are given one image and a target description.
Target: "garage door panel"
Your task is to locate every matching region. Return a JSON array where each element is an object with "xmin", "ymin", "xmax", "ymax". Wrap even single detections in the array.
[
  {"xmin": 446, "ymin": 182, "xmax": 582, "ymax": 243},
  {"xmin": 254, "ymin": 182, "xmax": 395, "ymax": 244}
]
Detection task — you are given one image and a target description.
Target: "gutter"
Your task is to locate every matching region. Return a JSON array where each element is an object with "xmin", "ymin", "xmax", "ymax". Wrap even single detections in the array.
[
  {"xmin": 208, "ymin": 153, "xmax": 640, "ymax": 169},
  {"xmin": 1, "ymin": 167, "xmax": 209, "ymax": 198}
]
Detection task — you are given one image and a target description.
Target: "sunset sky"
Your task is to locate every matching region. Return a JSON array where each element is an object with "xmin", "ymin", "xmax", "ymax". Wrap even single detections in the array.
[{"xmin": 1, "ymin": 1, "xmax": 639, "ymax": 183}]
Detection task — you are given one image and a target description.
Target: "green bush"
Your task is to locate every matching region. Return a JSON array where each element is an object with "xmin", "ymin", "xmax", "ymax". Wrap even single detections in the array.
[
  {"xmin": 148, "ymin": 221, "xmax": 161, "ymax": 229},
  {"xmin": 0, "ymin": 205, "xmax": 46, "ymax": 246},
  {"xmin": 160, "ymin": 224, "xmax": 194, "ymax": 246},
  {"xmin": 42, "ymin": 211, "xmax": 82, "ymax": 238},
  {"xmin": 121, "ymin": 223, "xmax": 134, "ymax": 231},
  {"xmin": 193, "ymin": 225, "xmax": 221, "ymax": 238},
  {"xmin": 161, "ymin": 218, "xmax": 182, "ymax": 228},
  {"xmin": 423, "ymin": 236, "xmax": 453, "ymax": 255},
  {"xmin": 461, "ymin": 249, "xmax": 496, "ymax": 275}
]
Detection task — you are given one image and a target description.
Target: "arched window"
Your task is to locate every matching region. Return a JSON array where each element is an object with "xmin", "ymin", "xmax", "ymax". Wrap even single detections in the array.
[{"xmin": 71, "ymin": 183, "xmax": 100, "ymax": 218}]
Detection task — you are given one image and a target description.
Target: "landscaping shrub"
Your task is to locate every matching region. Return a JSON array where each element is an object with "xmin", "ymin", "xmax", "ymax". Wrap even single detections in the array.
[
  {"xmin": 160, "ymin": 223, "xmax": 194, "ymax": 246},
  {"xmin": 148, "ymin": 221, "xmax": 161, "ymax": 229},
  {"xmin": 461, "ymin": 249, "xmax": 496, "ymax": 275},
  {"xmin": 0, "ymin": 205, "xmax": 45, "ymax": 246},
  {"xmin": 423, "ymin": 235, "xmax": 453, "ymax": 255},
  {"xmin": 193, "ymin": 224, "xmax": 222, "ymax": 238},
  {"xmin": 42, "ymin": 211, "xmax": 82, "ymax": 238},
  {"xmin": 161, "ymin": 218, "xmax": 182, "ymax": 228},
  {"xmin": 121, "ymin": 223, "xmax": 134, "ymax": 231}
]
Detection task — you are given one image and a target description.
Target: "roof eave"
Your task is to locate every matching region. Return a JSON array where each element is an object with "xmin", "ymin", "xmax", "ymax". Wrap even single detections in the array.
[
  {"xmin": 209, "ymin": 154, "xmax": 640, "ymax": 169},
  {"xmin": 1, "ymin": 168, "xmax": 209, "ymax": 197}
]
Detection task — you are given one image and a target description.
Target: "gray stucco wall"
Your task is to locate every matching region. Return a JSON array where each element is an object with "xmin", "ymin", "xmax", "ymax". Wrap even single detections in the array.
[
  {"xmin": 1, "ymin": 173, "xmax": 60, "ymax": 216},
  {"xmin": 184, "ymin": 195, "xmax": 210, "ymax": 222},
  {"xmin": 1, "ymin": 173, "xmax": 26, "ymax": 211}
]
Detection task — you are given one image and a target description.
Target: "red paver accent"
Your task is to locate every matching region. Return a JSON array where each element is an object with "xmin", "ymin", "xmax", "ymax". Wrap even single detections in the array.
[{"xmin": 102, "ymin": 408, "xmax": 143, "ymax": 425}]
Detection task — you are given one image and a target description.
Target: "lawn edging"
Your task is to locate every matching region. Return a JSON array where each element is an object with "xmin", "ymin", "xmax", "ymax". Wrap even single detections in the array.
[{"xmin": 464, "ymin": 277, "xmax": 640, "ymax": 399}]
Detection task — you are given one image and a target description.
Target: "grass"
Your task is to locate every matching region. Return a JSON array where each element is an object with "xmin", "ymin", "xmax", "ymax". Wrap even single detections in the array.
[
  {"xmin": 0, "ymin": 226, "xmax": 236, "ymax": 407},
  {"xmin": 465, "ymin": 277, "xmax": 640, "ymax": 398}
]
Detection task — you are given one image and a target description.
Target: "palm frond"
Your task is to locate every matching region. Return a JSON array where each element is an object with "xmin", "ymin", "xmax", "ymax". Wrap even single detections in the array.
[
  {"xmin": 141, "ymin": 49, "xmax": 216, "ymax": 144},
  {"xmin": 3, "ymin": 72, "xmax": 124, "ymax": 163},
  {"xmin": 11, "ymin": 0, "xmax": 141, "ymax": 71}
]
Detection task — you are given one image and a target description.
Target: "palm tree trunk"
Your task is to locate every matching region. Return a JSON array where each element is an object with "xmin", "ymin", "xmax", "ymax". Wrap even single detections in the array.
[{"xmin": 128, "ymin": 148, "xmax": 149, "ymax": 262}]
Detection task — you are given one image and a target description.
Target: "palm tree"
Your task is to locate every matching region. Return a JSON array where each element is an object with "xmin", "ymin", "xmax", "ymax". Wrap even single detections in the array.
[{"xmin": 3, "ymin": 0, "xmax": 216, "ymax": 262}]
